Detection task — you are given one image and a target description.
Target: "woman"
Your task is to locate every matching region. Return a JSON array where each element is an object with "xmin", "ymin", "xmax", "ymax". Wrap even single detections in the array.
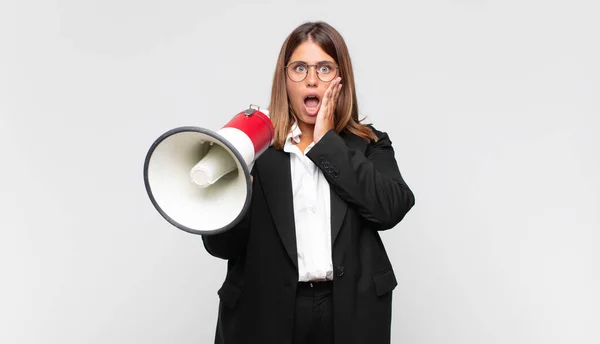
[{"xmin": 202, "ymin": 21, "xmax": 415, "ymax": 344}]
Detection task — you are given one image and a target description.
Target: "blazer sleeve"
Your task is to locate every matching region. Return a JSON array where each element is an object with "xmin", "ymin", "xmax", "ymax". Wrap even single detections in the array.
[
  {"xmin": 201, "ymin": 167, "xmax": 255, "ymax": 260},
  {"xmin": 306, "ymin": 126, "xmax": 415, "ymax": 230}
]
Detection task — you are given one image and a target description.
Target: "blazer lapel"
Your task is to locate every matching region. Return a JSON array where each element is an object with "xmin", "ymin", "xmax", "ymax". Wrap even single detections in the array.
[
  {"xmin": 257, "ymin": 148, "xmax": 298, "ymax": 268},
  {"xmin": 330, "ymin": 187, "xmax": 347, "ymax": 245},
  {"xmin": 258, "ymin": 132, "xmax": 363, "ymax": 261}
]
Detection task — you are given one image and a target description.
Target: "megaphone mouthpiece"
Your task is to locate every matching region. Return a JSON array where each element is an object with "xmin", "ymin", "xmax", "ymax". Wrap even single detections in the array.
[{"xmin": 190, "ymin": 144, "xmax": 237, "ymax": 187}]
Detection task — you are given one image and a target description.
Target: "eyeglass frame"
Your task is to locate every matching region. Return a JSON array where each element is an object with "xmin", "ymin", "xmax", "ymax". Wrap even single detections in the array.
[{"xmin": 284, "ymin": 61, "xmax": 340, "ymax": 83}]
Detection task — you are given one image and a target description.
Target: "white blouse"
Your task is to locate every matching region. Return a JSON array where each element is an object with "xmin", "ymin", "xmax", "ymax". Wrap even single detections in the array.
[{"xmin": 283, "ymin": 122, "xmax": 333, "ymax": 282}]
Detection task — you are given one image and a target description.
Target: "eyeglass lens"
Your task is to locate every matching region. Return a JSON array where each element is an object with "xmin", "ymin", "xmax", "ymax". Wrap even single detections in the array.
[{"xmin": 286, "ymin": 62, "xmax": 338, "ymax": 82}]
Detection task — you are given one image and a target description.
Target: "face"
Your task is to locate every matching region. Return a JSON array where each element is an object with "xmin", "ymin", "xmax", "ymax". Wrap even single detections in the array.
[{"xmin": 286, "ymin": 40, "xmax": 337, "ymax": 131}]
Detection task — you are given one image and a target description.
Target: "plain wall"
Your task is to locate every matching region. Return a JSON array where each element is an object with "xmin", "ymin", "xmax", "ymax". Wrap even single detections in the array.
[{"xmin": 1, "ymin": 0, "xmax": 598, "ymax": 343}]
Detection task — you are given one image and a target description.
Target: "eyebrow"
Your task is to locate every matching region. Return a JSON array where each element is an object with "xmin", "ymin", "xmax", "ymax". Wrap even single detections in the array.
[{"xmin": 290, "ymin": 60, "xmax": 336, "ymax": 64}]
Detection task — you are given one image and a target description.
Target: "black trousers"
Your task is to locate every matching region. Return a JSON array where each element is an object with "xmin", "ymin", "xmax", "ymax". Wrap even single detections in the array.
[{"xmin": 292, "ymin": 281, "xmax": 334, "ymax": 344}]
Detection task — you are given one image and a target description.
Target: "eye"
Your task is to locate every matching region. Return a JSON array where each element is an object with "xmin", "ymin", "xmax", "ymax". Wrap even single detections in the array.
[
  {"xmin": 318, "ymin": 63, "xmax": 334, "ymax": 73},
  {"xmin": 294, "ymin": 63, "xmax": 307, "ymax": 73}
]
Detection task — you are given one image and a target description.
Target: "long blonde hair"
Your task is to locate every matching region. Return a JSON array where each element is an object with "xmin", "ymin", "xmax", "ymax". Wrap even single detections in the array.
[{"xmin": 268, "ymin": 21, "xmax": 378, "ymax": 150}]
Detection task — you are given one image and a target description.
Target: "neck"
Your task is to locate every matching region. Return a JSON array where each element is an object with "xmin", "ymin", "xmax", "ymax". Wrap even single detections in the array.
[
  {"xmin": 297, "ymin": 122, "xmax": 314, "ymax": 142},
  {"xmin": 294, "ymin": 122, "xmax": 314, "ymax": 154}
]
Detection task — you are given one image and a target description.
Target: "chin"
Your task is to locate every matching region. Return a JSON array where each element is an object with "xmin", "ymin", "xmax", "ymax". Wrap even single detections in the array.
[
  {"xmin": 292, "ymin": 106, "xmax": 316, "ymax": 123},
  {"xmin": 298, "ymin": 114, "xmax": 317, "ymax": 125}
]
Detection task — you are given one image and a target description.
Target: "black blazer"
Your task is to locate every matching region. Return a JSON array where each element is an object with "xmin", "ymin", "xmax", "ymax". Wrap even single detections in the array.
[{"xmin": 202, "ymin": 126, "xmax": 415, "ymax": 344}]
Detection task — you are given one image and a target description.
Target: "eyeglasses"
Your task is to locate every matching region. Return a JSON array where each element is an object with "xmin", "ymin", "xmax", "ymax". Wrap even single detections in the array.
[{"xmin": 285, "ymin": 61, "xmax": 339, "ymax": 82}]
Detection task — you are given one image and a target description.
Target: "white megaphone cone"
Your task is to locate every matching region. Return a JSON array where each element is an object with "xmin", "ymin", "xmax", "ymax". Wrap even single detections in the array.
[{"xmin": 143, "ymin": 105, "xmax": 273, "ymax": 235}]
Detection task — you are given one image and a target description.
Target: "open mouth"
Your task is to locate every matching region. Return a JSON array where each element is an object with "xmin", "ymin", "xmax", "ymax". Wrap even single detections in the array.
[{"xmin": 304, "ymin": 95, "xmax": 320, "ymax": 115}]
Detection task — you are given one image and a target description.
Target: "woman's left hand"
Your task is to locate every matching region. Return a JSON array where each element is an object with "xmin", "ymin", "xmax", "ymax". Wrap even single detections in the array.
[{"xmin": 314, "ymin": 77, "xmax": 342, "ymax": 143}]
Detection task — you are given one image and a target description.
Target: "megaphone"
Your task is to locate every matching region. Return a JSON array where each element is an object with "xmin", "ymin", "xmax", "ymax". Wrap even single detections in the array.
[{"xmin": 143, "ymin": 105, "xmax": 273, "ymax": 235}]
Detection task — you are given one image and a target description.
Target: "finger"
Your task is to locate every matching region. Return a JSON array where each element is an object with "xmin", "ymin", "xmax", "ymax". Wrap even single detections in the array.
[
  {"xmin": 325, "ymin": 79, "xmax": 340, "ymax": 111},
  {"xmin": 325, "ymin": 80, "xmax": 335, "ymax": 102},
  {"xmin": 320, "ymin": 87, "xmax": 331, "ymax": 113},
  {"xmin": 334, "ymin": 76, "xmax": 342, "ymax": 88},
  {"xmin": 326, "ymin": 78, "xmax": 340, "ymax": 105},
  {"xmin": 333, "ymin": 80, "xmax": 342, "ymax": 102},
  {"xmin": 332, "ymin": 78, "xmax": 342, "ymax": 99},
  {"xmin": 329, "ymin": 80, "xmax": 341, "ymax": 109}
]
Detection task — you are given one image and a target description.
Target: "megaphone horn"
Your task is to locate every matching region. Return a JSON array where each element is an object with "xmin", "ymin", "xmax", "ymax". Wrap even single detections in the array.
[{"xmin": 143, "ymin": 105, "xmax": 273, "ymax": 236}]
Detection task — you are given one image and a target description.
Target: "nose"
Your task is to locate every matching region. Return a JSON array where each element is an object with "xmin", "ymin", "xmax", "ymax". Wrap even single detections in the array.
[{"xmin": 305, "ymin": 65, "xmax": 318, "ymax": 87}]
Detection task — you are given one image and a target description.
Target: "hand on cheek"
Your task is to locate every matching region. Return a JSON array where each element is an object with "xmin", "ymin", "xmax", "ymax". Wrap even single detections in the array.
[{"xmin": 314, "ymin": 77, "xmax": 342, "ymax": 143}]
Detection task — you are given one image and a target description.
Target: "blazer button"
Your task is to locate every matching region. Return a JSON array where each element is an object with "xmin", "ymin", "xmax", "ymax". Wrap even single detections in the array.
[
  {"xmin": 333, "ymin": 170, "xmax": 339, "ymax": 178},
  {"xmin": 335, "ymin": 266, "xmax": 345, "ymax": 277},
  {"xmin": 323, "ymin": 162, "xmax": 330, "ymax": 168}
]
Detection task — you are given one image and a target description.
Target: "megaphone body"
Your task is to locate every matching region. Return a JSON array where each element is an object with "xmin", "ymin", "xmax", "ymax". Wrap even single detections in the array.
[{"xmin": 143, "ymin": 105, "xmax": 273, "ymax": 236}]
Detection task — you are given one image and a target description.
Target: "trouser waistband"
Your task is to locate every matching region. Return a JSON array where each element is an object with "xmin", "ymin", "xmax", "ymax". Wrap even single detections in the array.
[{"xmin": 297, "ymin": 281, "xmax": 333, "ymax": 296}]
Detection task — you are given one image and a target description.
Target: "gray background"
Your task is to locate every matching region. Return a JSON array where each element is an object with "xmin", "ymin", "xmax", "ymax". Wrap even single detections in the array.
[{"xmin": 1, "ymin": 0, "xmax": 599, "ymax": 343}]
